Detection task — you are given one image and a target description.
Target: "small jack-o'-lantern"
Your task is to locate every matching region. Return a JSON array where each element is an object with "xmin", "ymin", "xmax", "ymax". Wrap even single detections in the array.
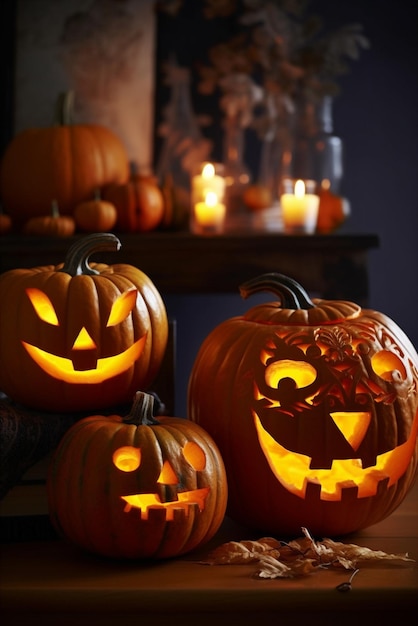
[
  {"xmin": 0, "ymin": 233, "xmax": 168, "ymax": 412},
  {"xmin": 47, "ymin": 392, "xmax": 227, "ymax": 559},
  {"xmin": 188, "ymin": 273, "xmax": 418, "ymax": 536}
]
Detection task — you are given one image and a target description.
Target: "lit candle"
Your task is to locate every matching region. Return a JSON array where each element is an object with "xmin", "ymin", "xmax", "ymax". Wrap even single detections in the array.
[
  {"xmin": 192, "ymin": 162, "xmax": 226, "ymax": 202},
  {"xmin": 194, "ymin": 191, "xmax": 226, "ymax": 232},
  {"xmin": 191, "ymin": 162, "xmax": 226, "ymax": 233},
  {"xmin": 280, "ymin": 179, "xmax": 319, "ymax": 234}
]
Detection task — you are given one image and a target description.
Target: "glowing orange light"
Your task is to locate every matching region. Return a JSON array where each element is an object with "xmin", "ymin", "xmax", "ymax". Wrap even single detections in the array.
[
  {"xmin": 26, "ymin": 288, "xmax": 59, "ymax": 325},
  {"xmin": 113, "ymin": 446, "xmax": 141, "ymax": 472},
  {"xmin": 107, "ymin": 289, "xmax": 137, "ymax": 327},
  {"xmin": 22, "ymin": 335, "xmax": 146, "ymax": 384},
  {"xmin": 158, "ymin": 461, "xmax": 178, "ymax": 485},
  {"xmin": 73, "ymin": 327, "xmax": 96, "ymax": 350},
  {"xmin": 253, "ymin": 410, "xmax": 418, "ymax": 500}
]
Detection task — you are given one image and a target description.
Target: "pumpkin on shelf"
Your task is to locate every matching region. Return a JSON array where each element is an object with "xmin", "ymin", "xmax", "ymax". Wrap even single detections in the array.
[
  {"xmin": 0, "ymin": 206, "xmax": 12, "ymax": 235},
  {"xmin": 103, "ymin": 163, "xmax": 165, "ymax": 232},
  {"xmin": 23, "ymin": 200, "xmax": 76, "ymax": 237},
  {"xmin": 188, "ymin": 273, "xmax": 418, "ymax": 537},
  {"xmin": 315, "ymin": 180, "xmax": 350, "ymax": 233},
  {"xmin": 47, "ymin": 391, "xmax": 228, "ymax": 559},
  {"xmin": 0, "ymin": 233, "xmax": 168, "ymax": 412},
  {"xmin": 0, "ymin": 92, "xmax": 130, "ymax": 229},
  {"xmin": 74, "ymin": 191, "xmax": 117, "ymax": 232}
]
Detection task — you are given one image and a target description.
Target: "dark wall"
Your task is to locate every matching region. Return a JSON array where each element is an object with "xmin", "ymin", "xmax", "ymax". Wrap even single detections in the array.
[{"xmin": 157, "ymin": 0, "xmax": 418, "ymax": 414}]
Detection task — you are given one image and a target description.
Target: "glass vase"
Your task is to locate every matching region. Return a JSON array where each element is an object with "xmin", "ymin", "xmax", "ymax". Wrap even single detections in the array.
[{"xmin": 155, "ymin": 64, "xmax": 212, "ymax": 230}]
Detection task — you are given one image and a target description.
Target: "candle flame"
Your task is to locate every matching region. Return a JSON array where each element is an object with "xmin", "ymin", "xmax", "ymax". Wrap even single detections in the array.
[
  {"xmin": 202, "ymin": 163, "xmax": 215, "ymax": 179},
  {"xmin": 294, "ymin": 179, "xmax": 305, "ymax": 197},
  {"xmin": 205, "ymin": 191, "xmax": 218, "ymax": 206}
]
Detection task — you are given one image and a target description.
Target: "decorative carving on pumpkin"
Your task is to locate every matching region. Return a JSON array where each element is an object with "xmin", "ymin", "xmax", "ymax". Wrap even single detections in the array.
[
  {"xmin": 23, "ymin": 285, "xmax": 146, "ymax": 384},
  {"xmin": 113, "ymin": 441, "xmax": 209, "ymax": 521},
  {"xmin": 188, "ymin": 273, "xmax": 418, "ymax": 536},
  {"xmin": 252, "ymin": 326, "xmax": 418, "ymax": 501}
]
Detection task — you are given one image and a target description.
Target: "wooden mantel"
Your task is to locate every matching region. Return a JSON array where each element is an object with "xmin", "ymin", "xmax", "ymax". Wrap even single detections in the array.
[{"xmin": 0, "ymin": 232, "xmax": 379, "ymax": 305}]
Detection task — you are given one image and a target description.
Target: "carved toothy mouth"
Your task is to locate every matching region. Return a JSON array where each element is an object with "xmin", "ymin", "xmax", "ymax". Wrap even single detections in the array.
[
  {"xmin": 253, "ymin": 410, "xmax": 418, "ymax": 501},
  {"xmin": 121, "ymin": 487, "xmax": 210, "ymax": 520},
  {"xmin": 22, "ymin": 335, "xmax": 146, "ymax": 384}
]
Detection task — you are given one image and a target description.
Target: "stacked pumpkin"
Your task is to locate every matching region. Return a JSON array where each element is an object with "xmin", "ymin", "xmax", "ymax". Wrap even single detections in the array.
[
  {"xmin": 0, "ymin": 232, "xmax": 227, "ymax": 558},
  {"xmin": 0, "ymin": 92, "xmax": 166, "ymax": 235}
]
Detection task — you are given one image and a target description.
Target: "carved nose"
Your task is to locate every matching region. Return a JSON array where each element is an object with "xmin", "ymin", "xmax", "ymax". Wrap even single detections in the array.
[{"xmin": 71, "ymin": 327, "xmax": 98, "ymax": 370}]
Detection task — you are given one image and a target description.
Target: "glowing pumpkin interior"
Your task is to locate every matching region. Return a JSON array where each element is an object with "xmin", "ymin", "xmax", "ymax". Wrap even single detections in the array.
[
  {"xmin": 112, "ymin": 442, "xmax": 209, "ymax": 521},
  {"xmin": 253, "ymin": 329, "xmax": 418, "ymax": 502},
  {"xmin": 22, "ymin": 287, "xmax": 146, "ymax": 383}
]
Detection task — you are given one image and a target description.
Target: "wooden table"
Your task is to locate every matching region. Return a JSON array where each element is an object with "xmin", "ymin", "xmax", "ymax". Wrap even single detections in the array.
[
  {"xmin": 1, "ymin": 480, "xmax": 417, "ymax": 626},
  {"xmin": 0, "ymin": 232, "xmax": 379, "ymax": 305}
]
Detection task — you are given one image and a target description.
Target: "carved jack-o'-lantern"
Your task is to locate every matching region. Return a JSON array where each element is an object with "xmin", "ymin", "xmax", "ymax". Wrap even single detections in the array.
[
  {"xmin": 0, "ymin": 233, "xmax": 168, "ymax": 412},
  {"xmin": 188, "ymin": 273, "xmax": 418, "ymax": 536},
  {"xmin": 47, "ymin": 392, "xmax": 228, "ymax": 559}
]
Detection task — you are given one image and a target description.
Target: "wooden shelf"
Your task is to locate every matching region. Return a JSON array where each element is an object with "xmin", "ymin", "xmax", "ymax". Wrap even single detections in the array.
[{"xmin": 0, "ymin": 231, "xmax": 379, "ymax": 304}]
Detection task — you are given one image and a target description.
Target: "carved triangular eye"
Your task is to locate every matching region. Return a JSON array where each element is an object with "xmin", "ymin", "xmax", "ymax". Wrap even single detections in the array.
[
  {"xmin": 107, "ymin": 289, "xmax": 138, "ymax": 327},
  {"xmin": 26, "ymin": 288, "xmax": 59, "ymax": 325}
]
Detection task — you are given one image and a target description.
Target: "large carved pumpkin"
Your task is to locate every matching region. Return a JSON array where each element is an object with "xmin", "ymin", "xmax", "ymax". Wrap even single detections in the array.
[
  {"xmin": 0, "ymin": 233, "xmax": 168, "ymax": 412},
  {"xmin": 188, "ymin": 273, "xmax": 418, "ymax": 536},
  {"xmin": 47, "ymin": 391, "xmax": 228, "ymax": 559},
  {"xmin": 0, "ymin": 93, "xmax": 129, "ymax": 228}
]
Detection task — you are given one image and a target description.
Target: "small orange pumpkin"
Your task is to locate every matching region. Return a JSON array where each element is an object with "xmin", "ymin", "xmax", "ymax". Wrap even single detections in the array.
[
  {"xmin": 0, "ymin": 207, "xmax": 12, "ymax": 235},
  {"xmin": 103, "ymin": 164, "xmax": 165, "ymax": 232},
  {"xmin": 47, "ymin": 391, "xmax": 228, "ymax": 559},
  {"xmin": 0, "ymin": 92, "xmax": 130, "ymax": 228},
  {"xmin": 316, "ymin": 181, "xmax": 350, "ymax": 233},
  {"xmin": 74, "ymin": 191, "xmax": 117, "ymax": 232},
  {"xmin": 23, "ymin": 201, "xmax": 76, "ymax": 237}
]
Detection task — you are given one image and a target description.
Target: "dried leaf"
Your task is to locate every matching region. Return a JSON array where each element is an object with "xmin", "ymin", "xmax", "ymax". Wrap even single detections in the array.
[
  {"xmin": 200, "ymin": 527, "xmax": 414, "ymax": 581},
  {"xmin": 202, "ymin": 537, "xmax": 281, "ymax": 565},
  {"xmin": 256, "ymin": 554, "xmax": 316, "ymax": 579}
]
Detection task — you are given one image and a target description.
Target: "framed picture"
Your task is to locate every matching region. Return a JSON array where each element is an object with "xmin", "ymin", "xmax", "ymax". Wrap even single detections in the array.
[{"xmin": 12, "ymin": 0, "xmax": 156, "ymax": 172}]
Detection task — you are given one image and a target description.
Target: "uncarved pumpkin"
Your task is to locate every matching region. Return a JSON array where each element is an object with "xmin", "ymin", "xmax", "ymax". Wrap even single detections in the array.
[
  {"xmin": 103, "ymin": 166, "xmax": 164, "ymax": 232},
  {"xmin": 47, "ymin": 391, "xmax": 228, "ymax": 559},
  {"xmin": 0, "ymin": 233, "xmax": 168, "ymax": 412},
  {"xmin": 0, "ymin": 92, "xmax": 130, "ymax": 228},
  {"xmin": 23, "ymin": 200, "xmax": 76, "ymax": 237},
  {"xmin": 188, "ymin": 273, "xmax": 418, "ymax": 537}
]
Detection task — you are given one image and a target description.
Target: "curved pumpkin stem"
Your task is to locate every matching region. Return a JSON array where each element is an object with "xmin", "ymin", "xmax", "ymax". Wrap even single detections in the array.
[
  {"xmin": 56, "ymin": 91, "xmax": 76, "ymax": 126},
  {"xmin": 124, "ymin": 391, "xmax": 160, "ymax": 426},
  {"xmin": 60, "ymin": 232, "xmax": 121, "ymax": 276},
  {"xmin": 239, "ymin": 273, "xmax": 315, "ymax": 310}
]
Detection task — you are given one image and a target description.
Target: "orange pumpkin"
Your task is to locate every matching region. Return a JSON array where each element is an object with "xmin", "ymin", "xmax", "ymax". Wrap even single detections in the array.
[
  {"xmin": 0, "ymin": 207, "xmax": 12, "ymax": 235},
  {"xmin": 47, "ymin": 391, "xmax": 228, "ymax": 559},
  {"xmin": 0, "ymin": 233, "xmax": 168, "ymax": 412},
  {"xmin": 23, "ymin": 201, "xmax": 76, "ymax": 237},
  {"xmin": 74, "ymin": 192, "xmax": 117, "ymax": 232},
  {"xmin": 0, "ymin": 92, "xmax": 129, "ymax": 228},
  {"xmin": 103, "ymin": 166, "xmax": 164, "ymax": 232},
  {"xmin": 316, "ymin": 181, "xmax": 350, "ymax": 233},
  {"xmin": 188, "ymin": 273, "xmax": 418, "ymax": 537}
]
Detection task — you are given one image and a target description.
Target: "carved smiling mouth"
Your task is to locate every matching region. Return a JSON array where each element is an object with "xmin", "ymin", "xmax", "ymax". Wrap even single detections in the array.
[
  {"xmin": 121, "ymin": 488, "xmax": 210, "ymax": 520},
  {"xmin": 22, "ymin": 336, "xmax": 146, "ymax": 384},
  {"xmin": 253, "ymin": 411, "xmax": 418, "ymax": 501}
]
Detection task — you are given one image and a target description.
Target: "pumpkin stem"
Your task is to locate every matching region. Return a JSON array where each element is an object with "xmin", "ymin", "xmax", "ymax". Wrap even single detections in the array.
[
  {"xmin": 56, "ymin": 91, "xmax": 75, "ymax": 126},
  {"xmin": 239, "ymin": 273, "xmax": 315, "ymax": 310},
  {"xmin": 59, "ymin": 232, "xmax": 121, "ymax": 276},
  {"xmin": 124, "ymin": 391, "xmax": 160, "ymax": 426},
  {"xmin": 51, "ymin": 199, "xmax": 60, "ymax": 218}
]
